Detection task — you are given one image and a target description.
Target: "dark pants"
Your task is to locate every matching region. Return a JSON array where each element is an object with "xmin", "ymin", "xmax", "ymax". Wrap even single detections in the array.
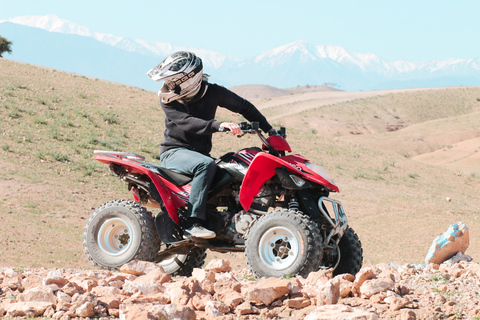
[{"xmin": 160, "ymin": 148, "xmax": 216, "ymax": 222}]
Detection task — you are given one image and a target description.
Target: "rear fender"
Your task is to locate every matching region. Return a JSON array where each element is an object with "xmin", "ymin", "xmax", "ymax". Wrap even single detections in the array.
[{"xmin": 96, "ymin": 155, "xmax": 180, "ymax": 224}]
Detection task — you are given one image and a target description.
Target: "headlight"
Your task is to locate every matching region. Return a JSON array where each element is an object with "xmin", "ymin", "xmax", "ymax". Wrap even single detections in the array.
[{"xmin": 305, "ymin": 162, "xmax": 336, "ymax": 186}]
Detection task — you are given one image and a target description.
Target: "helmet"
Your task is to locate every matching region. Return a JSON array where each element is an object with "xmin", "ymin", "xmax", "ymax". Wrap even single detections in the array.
[{"xmin": 147, "ymin": 51, "xmax": 203, "ymax": 103}]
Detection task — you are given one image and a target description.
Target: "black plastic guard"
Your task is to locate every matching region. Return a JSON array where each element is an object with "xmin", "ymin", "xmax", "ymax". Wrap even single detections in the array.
[{"xmin": 155, "ymin": 211, "xmax": 184, "ymax": 244}]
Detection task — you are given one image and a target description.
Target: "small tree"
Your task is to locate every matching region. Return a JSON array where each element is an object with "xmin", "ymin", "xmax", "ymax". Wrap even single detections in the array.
[{"xmin": 0, "ymin": 35, "xmax": 13, "ymax": 57}]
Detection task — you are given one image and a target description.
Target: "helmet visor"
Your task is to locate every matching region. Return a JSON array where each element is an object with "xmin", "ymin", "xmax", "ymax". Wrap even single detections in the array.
[{"xmin": 147, "ymin": 52, "xmax": 199, "ymax": 81}]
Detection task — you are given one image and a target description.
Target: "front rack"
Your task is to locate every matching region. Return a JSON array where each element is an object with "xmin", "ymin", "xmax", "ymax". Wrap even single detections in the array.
[{"xmin": 318, "ymin": 196, "xmax": 348, "ymax": 246}]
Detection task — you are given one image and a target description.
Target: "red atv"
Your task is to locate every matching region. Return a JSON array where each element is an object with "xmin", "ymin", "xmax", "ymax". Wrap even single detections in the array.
[{"xmin": 83, "ymin": 122, "xmax": 362, "ymax": 278}]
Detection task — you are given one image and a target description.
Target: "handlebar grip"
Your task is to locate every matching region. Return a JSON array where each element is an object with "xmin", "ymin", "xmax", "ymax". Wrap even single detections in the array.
[{"xmin": 239, "ymin": 122, "xmax": 259, "ymax": 131}]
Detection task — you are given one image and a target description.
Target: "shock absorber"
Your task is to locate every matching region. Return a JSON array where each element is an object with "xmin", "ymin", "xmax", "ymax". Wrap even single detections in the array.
[{"xmin": 288, "ymin": 197, "xmax": 299, "ymax": 211}]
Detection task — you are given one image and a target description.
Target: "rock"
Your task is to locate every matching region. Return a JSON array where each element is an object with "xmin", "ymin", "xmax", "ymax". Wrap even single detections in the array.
[
  {"xmin": 192, "ymin": 268, "xmax": 216, "ymax": 283},
  {"xmin": 318, "ymin": 278, "xmax": 340, "ymax": 305},
  {"xmin": 127, "ymin": 291, "xmax": 171, "ymax": 304},
  {"xmin": 148, "ymin": 304, "xmax": 196, "ymax": 320},
  {"xmin": 213, "ymin": 273, "xmax": 241, "ymax": 293},
  {"xmin": 400, "ymin": 310, "xmax": 417, "ymax": 320},
  {"xmin": 21, "ymin": 273, "xmax": 43, "ymax": 290},
  {"xmin": 91, "ymin": 286, "xmax": 122, "ymax": 309},
  {"xmin": 284, "ymin": 294, "xmax": 311, "ymax": 308},
  {"xmin": 123, "ymin": 278, "xmax": 163, "ymax": 295},
  {"xmin": 4, "ymin": 256, "xmax": 480, "ymax": 319},
  {"xmin": 119, "ymin": 303, "xmax": 151, "ymax": 320},
  {"xmin": 43, "ymin": 269, "xmax": 69, "ymax": 288},
  {"xmin": 305, "ymin": 304, "xmax": 379, "ymax": 320},
  {"xmin": 216, "ymin": 290, "xmax": 244, "ymax": 309},
  {"xmin": 305, "ymin": 268, "xmax": 333, "ymax": 287},
  {"xmin": 352, "ymin": 267, "xmax": 375, "ymax": 295},
  {"xmin": 235, "ymin": 301, "xmax": 260, "ymax": 316},
  {"xmin": 205, "ymin": 300, "xmax": 228, "ymax": 318},
  {"xmin": 75, "ymin": 301, "xmax": 95, "ymax": 317},
  {"xmin": 241, "ymin": 277, "xmax": 291, "ymax": 306},
  {"xmin": 212, "ymin": 272, "xmax": 242, "ymax": 307},
  {"xmin": 135, "ymin": 267, "xmax": 172, "ymax": 285},
  {"xmin": 120, "ymin": 260, "xmax": 164, "ymax": 276},
  {"xmin": 164, "ymin": 283, "xmax": 190, "ymax": 306},
  {"xmin": 190, "ymin": 291, "xmax": 213, "ymax": 311},
  {"xmin": 17, "ymin": 286, "xmax": 57, "ymax": 304},
  {"xmin": 208, "ymin": 299, "xmax": 230, "ymax": 313},
  {"xmin": 123, "ymin": 268, "xmax": 169, "ymax": 296},
  {"xmin": 205, "ymin": 259, "xmax": 232, "ymax": 273},
  {"xmin": 5, "ymin": 302, "xmax": 54, "ymax": 318},
  {"xmin": 56, "ymin": 290, "xmax": 72, "ymax": 303},
  {"xmin": 359, "ymin": 278, "xmax": 394, "ymax": 298},
  {"xmin": 335, "ymin": 274, "xmax": 355, "ymax": 298},
  {"xmin": 425, "ymin": 222, "xmax": 469, "ymax": 265},
  {"xmin": 288, "ymin": 277, "xmax": 304, "ymax": 294},
  {"xmin": 61, "ymin": 281, "xmax": 85, "ymax": 296},
  {"xmin": 447, "ymin": 252, "xmax": 472, "ymax": 264},
  {"xmin": 201, "ymin": 279, "xmax": 215, "ymax": 294}
]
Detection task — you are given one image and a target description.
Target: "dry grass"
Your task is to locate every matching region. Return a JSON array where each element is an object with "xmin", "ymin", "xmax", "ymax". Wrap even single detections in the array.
[{"xmin": 1, "ymin": 58, "xmax": 479, "ymax": 270}]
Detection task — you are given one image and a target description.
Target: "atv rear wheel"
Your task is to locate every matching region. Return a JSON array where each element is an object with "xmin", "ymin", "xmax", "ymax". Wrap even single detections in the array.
[
  {"xmin": 245, "ymin": 208, "xmax": 323, "ymax": 278},
  {"xmin": 157, "ymin": 247, "xmax": 207, "ymax": 277},
  {"xmin": 83, "ymin": 199, "xmax": 160, "ymax": 269}
]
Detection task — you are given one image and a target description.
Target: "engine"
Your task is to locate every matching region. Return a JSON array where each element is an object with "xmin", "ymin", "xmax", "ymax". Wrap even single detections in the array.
[
  {"xmin": 252, "ymin": 184, "xmax": 276, "ymax": 208},
  {"xmin": 234, "ymin": 210, "xmax": 258, "ymax": 237}
]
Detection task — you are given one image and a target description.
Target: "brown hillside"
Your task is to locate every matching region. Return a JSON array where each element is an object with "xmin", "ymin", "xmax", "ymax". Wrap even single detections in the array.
[
  {"xmin": 229, "ymin": 84, "xmax": 340, "ymax": 101},
  {"xmin": 1, "ymin": 58, "xmax": 480, "ymax": 273}
]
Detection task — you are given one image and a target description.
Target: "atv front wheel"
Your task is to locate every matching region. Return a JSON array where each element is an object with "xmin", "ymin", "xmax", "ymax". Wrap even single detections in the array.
[
  {"xmin": 333, "ymin": 226, "xmax": 363, "ymax": 276},
  {"xmin": 245, "ymin": 208, "xmax": 323, "ymax": 278},
  {"xmin": 83, "ymin": 199, "xmax": 160, "ymax": 269}
]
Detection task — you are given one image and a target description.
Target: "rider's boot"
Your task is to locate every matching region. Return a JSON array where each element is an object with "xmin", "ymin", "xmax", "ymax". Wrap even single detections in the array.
[{"xmin": 183, "ymin": 218, "xmax": 216, "ymax": 239}]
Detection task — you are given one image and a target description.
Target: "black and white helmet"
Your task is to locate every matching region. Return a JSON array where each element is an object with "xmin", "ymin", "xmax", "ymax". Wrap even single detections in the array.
[{"xmin": 147, "ymin": 51, "xmax": 203, "ymax": 103}]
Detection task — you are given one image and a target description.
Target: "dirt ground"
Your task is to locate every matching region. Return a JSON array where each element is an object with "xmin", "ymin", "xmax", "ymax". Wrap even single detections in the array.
[{"xmin": 1, "ymin": 57, "xmax": 480, "ymax": 274}]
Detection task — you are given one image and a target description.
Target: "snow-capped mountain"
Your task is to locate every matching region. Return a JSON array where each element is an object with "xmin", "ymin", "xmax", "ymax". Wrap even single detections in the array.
[
  {"xmin": 1, "ymin": 14, "xmax": 123, "ymax": 46},
  {"xmin": 0, "ymin": 15, "xmax": 230, "ymax": 69},
  {"xmin": 1, "ymin": 14, "xmax": 479, "ymax": 91}
]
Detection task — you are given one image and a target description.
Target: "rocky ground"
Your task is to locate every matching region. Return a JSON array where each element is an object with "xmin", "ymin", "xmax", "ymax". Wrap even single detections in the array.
[{"xmin": 0, "ymin": 252, "xmax": 478, "ymax": 320}]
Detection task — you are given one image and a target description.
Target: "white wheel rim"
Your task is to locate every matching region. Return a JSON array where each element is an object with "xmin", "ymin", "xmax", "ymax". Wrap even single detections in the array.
[
  {"xmin": 158, "ymin": 255, "xmax": 179, "ymax": 266},
  {"xmin": 258, "ymin": 226, "xmax": 299, "ymax": 271},
  {"xmin": 97, "ymin": 218, "xmax": 133, "ymax": 256}
]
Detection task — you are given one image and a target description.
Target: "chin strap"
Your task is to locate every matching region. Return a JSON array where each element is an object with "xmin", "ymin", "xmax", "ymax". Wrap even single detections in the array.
[{"xmin": 179, "ymin": 82, "xmax": 208, "ymax": 103}]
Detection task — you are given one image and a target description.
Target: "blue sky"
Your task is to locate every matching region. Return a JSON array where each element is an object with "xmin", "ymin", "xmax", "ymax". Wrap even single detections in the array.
[{"xmin": 0, "ymin": 0, "xmax": 479, "ymax": 62}]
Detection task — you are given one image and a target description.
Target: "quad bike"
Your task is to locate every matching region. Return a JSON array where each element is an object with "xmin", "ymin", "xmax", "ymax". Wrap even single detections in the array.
[{"xmin": 83, "ymin": 122, "xmax": 363, "ymax": 278}]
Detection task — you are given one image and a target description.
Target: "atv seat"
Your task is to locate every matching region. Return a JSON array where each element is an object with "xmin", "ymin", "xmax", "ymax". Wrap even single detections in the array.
[{"xmin": 141, "ymin": 162, "xmax": 192, "ymax": 186}]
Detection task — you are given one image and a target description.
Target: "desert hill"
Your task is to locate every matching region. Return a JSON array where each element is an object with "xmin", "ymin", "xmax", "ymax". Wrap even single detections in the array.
[
  {"xmin": 0, "ymin": 58, "xmax": 479, "ymax": 273},
  {"xmin": 229, "ymin": 84, "xmax": 341, "ymax": 101}
]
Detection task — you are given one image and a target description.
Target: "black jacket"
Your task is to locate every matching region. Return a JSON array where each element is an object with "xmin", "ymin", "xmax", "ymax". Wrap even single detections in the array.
[{"xmin": 160, "ymin": 83, "xmax": 272, "ymax": 156}]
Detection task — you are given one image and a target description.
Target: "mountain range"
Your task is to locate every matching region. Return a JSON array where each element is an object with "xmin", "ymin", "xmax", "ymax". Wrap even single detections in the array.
[{"xmin": 1, "ymin": 14, "xmax": 479, "ymax": 92}]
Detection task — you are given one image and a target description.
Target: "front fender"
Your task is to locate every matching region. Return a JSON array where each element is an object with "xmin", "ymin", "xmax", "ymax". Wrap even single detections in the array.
[
  {"xmin": 239, "ymin": 153, "xmax": 288, "ymax": 210},
  {"xmin": 239, "ymin": 153, "xmax": 339, "ymax": 211}
]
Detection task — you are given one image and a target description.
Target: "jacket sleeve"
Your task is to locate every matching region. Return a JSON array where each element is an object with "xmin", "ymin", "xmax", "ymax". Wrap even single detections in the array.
[
  {"xmin": 216, "ymin": 86, "xmax": 273, "ymax": 133},
  {"xmin": 161, "ymin": 101, "xmax": 222, "ymax": 135}
]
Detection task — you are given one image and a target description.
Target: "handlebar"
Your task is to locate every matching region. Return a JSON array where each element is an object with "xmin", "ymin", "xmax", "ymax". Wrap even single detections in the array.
[
  {"xmin": 222, "ymin": 122, "xmax": 287, "ymax": 157},
  {"xmin": 224, "ymin": 122, "xmax": 286, "ymax": 139}
]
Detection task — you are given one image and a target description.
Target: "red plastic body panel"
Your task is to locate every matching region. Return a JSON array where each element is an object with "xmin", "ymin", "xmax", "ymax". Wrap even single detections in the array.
[
  {"xmin": 95, "ymin": 155, "xmax": 184, "ymax": 224},
  {"xmin": 239, "ymin": 152, "xmax": 339, "ymax": 210},
  {"xmin": 263, "ymin": 135, "xmax": 292, "ymax": 152}
]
